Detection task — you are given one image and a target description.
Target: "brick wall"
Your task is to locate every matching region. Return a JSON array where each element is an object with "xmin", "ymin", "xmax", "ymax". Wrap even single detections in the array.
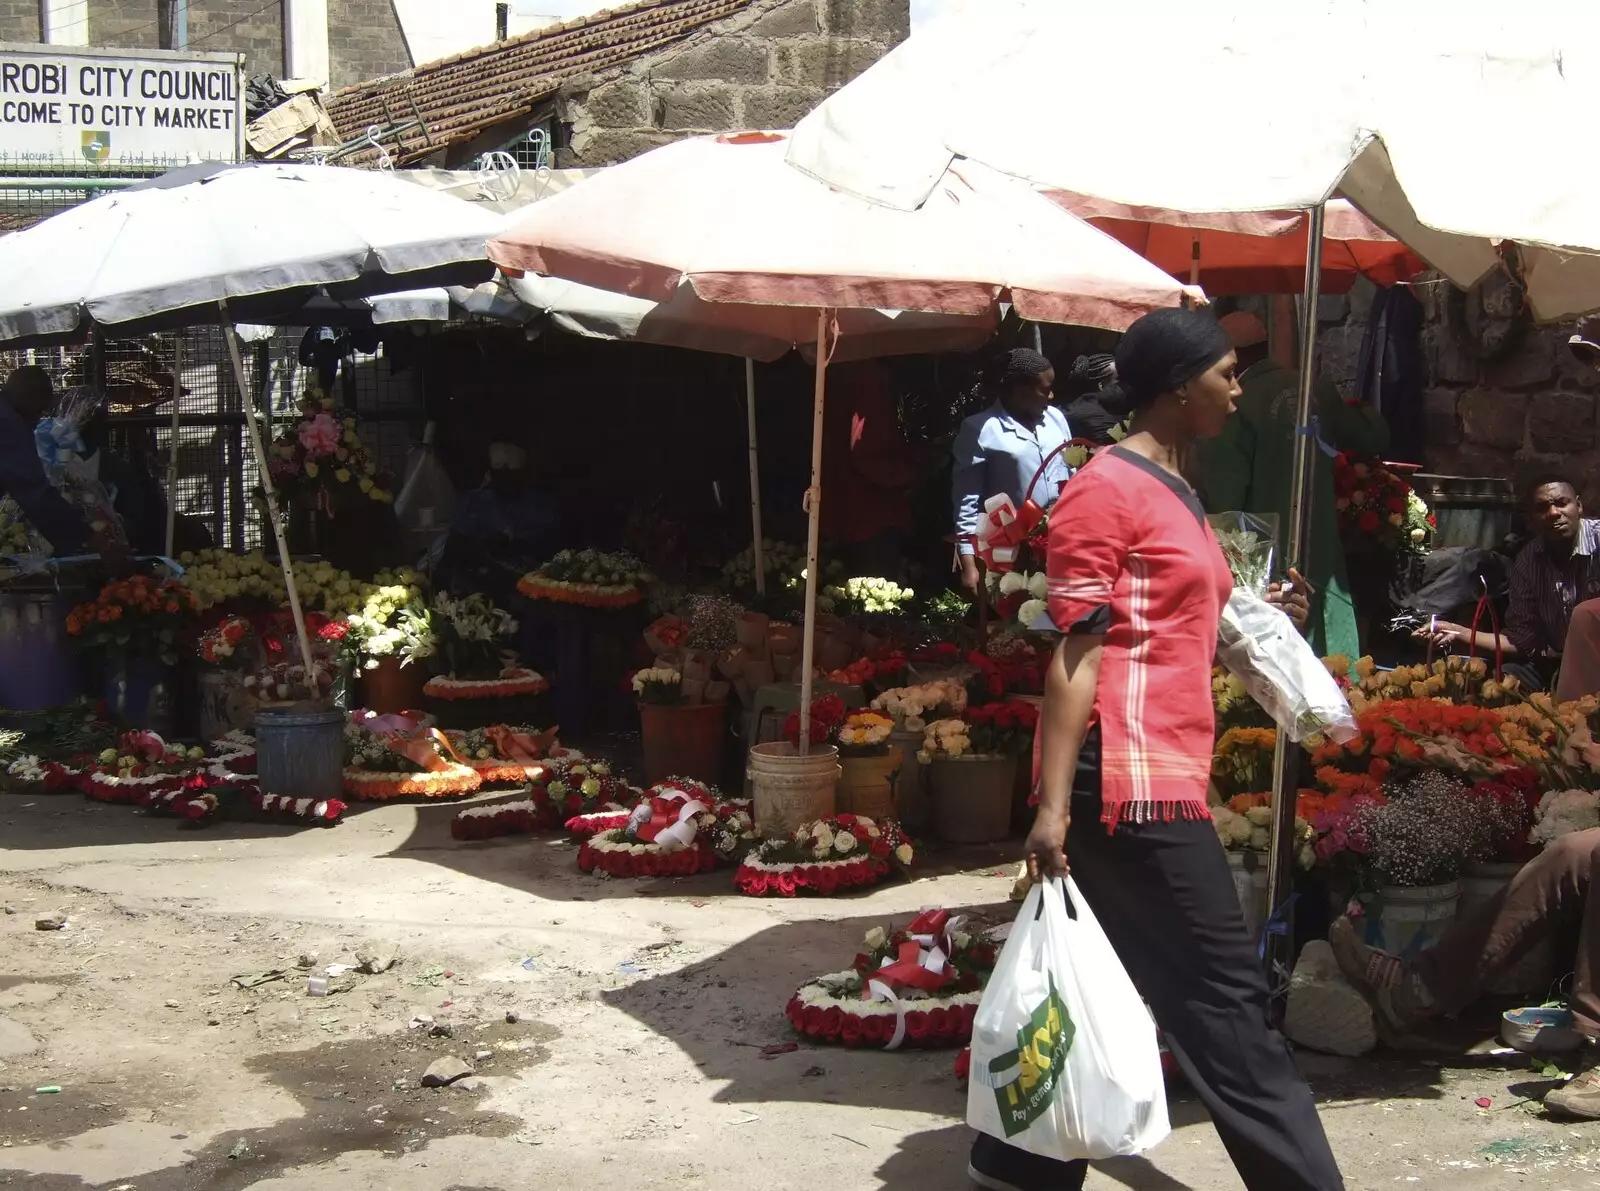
[
  {"xmin": 557, "ymin": 0, "xmax": 909, "ymax": 167},
  {"xmin": 327, "ymin": 0, "xmax": 411, "ymax": 91},
  {"xmin": 0, "ymin": 0, "xmax": 40, "ymax": 42}
]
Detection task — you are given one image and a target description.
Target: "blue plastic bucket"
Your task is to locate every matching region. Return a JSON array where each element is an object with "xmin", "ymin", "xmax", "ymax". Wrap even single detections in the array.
[
  {"xmin": 0, "ymin": 590, "xmax": 84, "ymax": 710},
  {"xmin": 255, "ymin": 706, "xmax": 345, "ymax": 801}
]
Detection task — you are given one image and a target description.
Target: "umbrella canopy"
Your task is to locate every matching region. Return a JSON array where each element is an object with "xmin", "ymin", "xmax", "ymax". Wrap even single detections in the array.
[
  {"xmin": 488, "ymin": 131, "xmax": 1199, "ymax": 333},
  {"xmin": 1056, "ymin": 196, "xmax": 1424, "ymax": 296},
  {"xmin": 0, "ymin": 162, "xmax": 504, "ymax": 345},
  {"xmin": 786, "ymin": 0, "xmax": 1600, "ymax": 321}
]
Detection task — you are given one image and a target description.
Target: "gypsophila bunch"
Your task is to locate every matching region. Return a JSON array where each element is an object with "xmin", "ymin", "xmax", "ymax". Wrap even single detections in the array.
[
  {"xmin": 1360, "ymin": 771, "xmax": 1483, "ymax": 887},
  {"xmin": 682, "ymin": 593, "xmax": 739, "ymax": 651}
]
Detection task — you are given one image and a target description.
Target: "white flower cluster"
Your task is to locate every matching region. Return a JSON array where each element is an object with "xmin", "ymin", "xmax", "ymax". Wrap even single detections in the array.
[
  {"xmin": 1212, "ymin": 805, "xmax": 1316, "ymax": 869},
  {"xmin": 824, "ymin": 576, "xmax": 916, "ymax": 615},
  {"xmin": 800, "ymin": 816, "xmax": 875, "ymax": 859},
  {"xmin": 1531, "ymin": 789, "xmax": 1600, "ymax": 847},
  {"xmin": 6, "ymin": 754, "xmax": 48, "ymax": 783},
  {"xmin": 992, "ymin": 571, "xmax": 1051, "ymax": 629},
  {"xmin": 631, "ymin": 667, "xmax": 682, "ymax": 694},
  {"xmin": 917, "ymin": 717, "xmax": 972, "ymax": 763},
  {"xmin": 345, "ymin": 578, "xmax": 437, "ymax": 669},
  {"xmin": 871, "ymin": 679, "xmax": 967, "ymax": 733},
  {"xmin": 433, "ymin": 591, "xmax": 517, "ymax": 643}
]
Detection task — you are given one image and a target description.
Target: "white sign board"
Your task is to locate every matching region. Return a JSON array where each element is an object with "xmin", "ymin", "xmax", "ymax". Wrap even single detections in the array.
[{"xmin": 0, "ymin": 43, "xmax": 244, "ymax": 170}]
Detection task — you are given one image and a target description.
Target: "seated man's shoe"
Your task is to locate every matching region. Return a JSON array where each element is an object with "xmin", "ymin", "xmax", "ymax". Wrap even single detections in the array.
[
  {"xmin": 969, "ymin": 1133, "xmax": 1081, "ymax": 1190},
  {"xmin": 1545, "ymin": 1063, "xmax": 1600, "ymax": 1120},
  {"xmin": 1328, "ymin": 918, "xmax": 1439, "ymax": 1043}
]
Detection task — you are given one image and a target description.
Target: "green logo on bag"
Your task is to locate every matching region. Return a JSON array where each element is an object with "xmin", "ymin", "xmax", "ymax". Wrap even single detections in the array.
[{"xmin": 987, "ymin": 975, "xmax": 1074, "ymax": 1137}]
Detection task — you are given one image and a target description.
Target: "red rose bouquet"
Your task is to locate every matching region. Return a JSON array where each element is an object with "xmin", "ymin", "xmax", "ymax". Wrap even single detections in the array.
[{"xmin": 1332, "ymin": 453, "xmax": 1436, "ymax": 555}]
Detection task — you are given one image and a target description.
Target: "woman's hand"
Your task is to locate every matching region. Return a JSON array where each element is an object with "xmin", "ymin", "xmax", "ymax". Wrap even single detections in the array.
[
  {"xmin": 1265, "ymin": 566, "xmax": 1314, "ymax": 633},
  {"xmin": 1023, "ymin": 810, "xmax": 1070, "ymax": 881},
  {"xmin": 1413, "ymin": 619, "xmax": 1470, "ymax": 650},
  {"xmin": 960, "ymin": 555, "xmax": 982, "ymax": 595}
]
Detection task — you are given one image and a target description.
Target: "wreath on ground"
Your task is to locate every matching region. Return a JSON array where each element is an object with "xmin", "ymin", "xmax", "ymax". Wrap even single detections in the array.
[
  {"xmin": 343, "ymin": 719, "xmax": 481, "ymax": 800},
  {"xmin": 579, "ymin": 792, "xmax": 755, "ymax": 879},
  {"xmin": 452, "ymin": 797, "xmax": 541, "ymax": 840},
  {"xmin": 736, "ymin": 814, "xmax": 913, "ymax": 897},
  {"xmin": 444, "ymin": 725, "xmax": 565, "ymax": 788},
  {"xmin": 785, "ymin": 910, "xmax": 999, "ymax": 1049},
  {"xmin": 78, "ymin": 731, "xmax": 210, "ymax": 805},
  {"xmin": 423, "ymin": 667, "xmax": 550, "ymax": 700},
  {"xmin": 533, "ymin": 757, "xmax": 636, "ymax": 825}
]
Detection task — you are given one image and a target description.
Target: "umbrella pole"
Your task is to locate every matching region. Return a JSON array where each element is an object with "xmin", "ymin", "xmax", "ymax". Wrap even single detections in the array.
[
  {"xmin": 163, "ymin": 336, "xmax": 183, "ymax": 558},
  {"xmin": 796, "ymin": 310, "xmax": 830, "ymax": 756},
  {"xmin": 746, "ymin": 357, "xmax": 766, "ymax": 598},
  {"xmin": 1263, "ymin": 202, "xmax": 1326, "ymax": 990},
  {"xmin": 219, "ymin": 303, "xmax": 319, "ymax": 692}
]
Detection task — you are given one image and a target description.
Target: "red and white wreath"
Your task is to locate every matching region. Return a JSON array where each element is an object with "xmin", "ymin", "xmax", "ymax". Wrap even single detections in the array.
[
  {"xmin": 578, "ymin": 786, "xmax": 755, "ymax": 879},
  {"xmin": 735, "ymin": 814, "xmax": 913, "ymax": 897},
  {"xmin": 785, "ymin": 910, "xmax": 998, "ymax": 1049},
  {"xmin": 451, "ymin": 797, "xmax": 542, "ymax": 840}
]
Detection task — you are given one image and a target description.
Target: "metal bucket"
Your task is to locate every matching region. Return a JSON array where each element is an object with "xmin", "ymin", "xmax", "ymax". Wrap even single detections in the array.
[
  {"xmin": 0, "ymin": 589, "xmax": 84, "ymax": 710},
  {"xmin": 255, "ymin": 706, "xmax": 345, "ymax": 801}
]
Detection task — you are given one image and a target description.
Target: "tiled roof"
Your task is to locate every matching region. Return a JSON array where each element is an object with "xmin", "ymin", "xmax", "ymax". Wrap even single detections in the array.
[{"xmin": 328, "ymin": 0, "xmax": 758, "ymax": 166}]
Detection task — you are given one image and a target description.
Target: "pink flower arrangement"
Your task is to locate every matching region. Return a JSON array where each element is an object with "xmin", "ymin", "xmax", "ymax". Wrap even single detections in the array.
[{"xmin": 298, "ymin": 413, "xmax": 342, "ymax": 457}]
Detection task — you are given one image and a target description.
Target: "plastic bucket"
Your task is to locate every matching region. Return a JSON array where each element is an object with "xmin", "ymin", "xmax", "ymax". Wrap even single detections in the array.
[
  {"xmin": 927, "ymin": 756, "xmax": 1017, "ymax": 844},
  {"xmin": 198, "ymin": 670, "xmax": 257, "ymax": 745},
  {"xmin": 1367, "ymin": 882, "xmax": 1460, "ymax": 961},
  {"xmin": 640, "ymin": 700, "xmax": 726, "ymax": 786},
  {"xmin": 0, "ymin": 590, "xmax": 84, "ymax": 710},
  {"xmin": 836, "ymin": 748, "xmax": 902, "ymax": 820},
  {"xmin": 748, "ymin": 742, "xmax": 839, "ymax": 837},
  {"xmin": 1227, "ymin": 849, "xmax": 1271, "ymax": 939},
  {"xmin": 888, "ymin": 729, "xmax": 927, "ymax": 828},
  {"xmin": 1461, "ymin": 862, "xmax": 1555, "ymax": 996},
  {"xmin": 255, "ymin": 706, "xmax": 345, "ymax": 801}
]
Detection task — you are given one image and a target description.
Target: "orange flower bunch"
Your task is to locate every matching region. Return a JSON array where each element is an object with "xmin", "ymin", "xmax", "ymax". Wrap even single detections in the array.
[
  {"xmin": 1312, "ymin": 698, "xmax": 1514, "ymax": 779},
  {"xmin": 66, "ymin": 575, "xmax": 201, "ymax": 665}
]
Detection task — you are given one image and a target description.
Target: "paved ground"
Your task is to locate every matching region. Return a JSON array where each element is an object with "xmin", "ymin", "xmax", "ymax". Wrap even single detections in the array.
[{"xmin": 1, "ymin": 791, "xmax": 1598, "ymax": 1190}]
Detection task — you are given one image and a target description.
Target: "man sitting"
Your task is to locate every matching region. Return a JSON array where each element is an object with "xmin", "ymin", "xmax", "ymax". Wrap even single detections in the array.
[
  {"xmin": 1331, "ymin": 828, "xmax": 1600, "ymax": 1118},
  {"xmin": 1418, "ymin": 473, "xmax": 1600, "ymax": 692}
]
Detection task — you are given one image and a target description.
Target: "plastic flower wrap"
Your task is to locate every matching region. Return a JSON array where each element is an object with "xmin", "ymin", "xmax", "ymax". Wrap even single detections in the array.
[
  {"xmin": 1206, "ymin": 512, "xmax": 1277, "ymax": 594},
  {"xmin": 1216, "ymin": 588, "xmax": 1357, "ymax": 743}
]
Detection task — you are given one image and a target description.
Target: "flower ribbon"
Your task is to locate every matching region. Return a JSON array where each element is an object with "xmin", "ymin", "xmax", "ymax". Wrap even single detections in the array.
[
  {"xmin": 633, "ymin": 798, "xmax": 709, "ymax": 849},
  {"xmin": 486, "ymin": 724, "xmax": 558, "ymax": 764},
  {"xmin": 863, "ymin": 908, "xmax": 964, "ymax": 1050},
  {"xmin": 974, "ymin": 494, "xmax": 1043, "ymax": 573},
  {"xmin": 385, "ymin": 728, "xmax": 459, "ymax": 772}
]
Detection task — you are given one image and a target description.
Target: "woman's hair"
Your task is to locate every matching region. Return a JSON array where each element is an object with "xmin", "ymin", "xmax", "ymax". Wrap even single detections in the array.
[
  {"xmin": 1065, "ymin": 353, "xmax": 1116, "ymax": 399},
  {"xmin": 1113, "ymin": 308, "xmax": 1232, "ymax": 409}
]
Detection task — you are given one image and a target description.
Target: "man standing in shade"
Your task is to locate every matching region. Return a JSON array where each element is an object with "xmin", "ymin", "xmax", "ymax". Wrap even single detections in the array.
[{"xmin": 1193, "ymin": 312, "xmax": 1389, "ymax": 659}]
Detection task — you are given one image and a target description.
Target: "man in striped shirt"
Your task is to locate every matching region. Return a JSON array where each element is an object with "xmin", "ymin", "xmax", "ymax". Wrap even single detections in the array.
[{"xmin": 1418, "ymin": 474, "xmax": 1600, "ymax": 690}]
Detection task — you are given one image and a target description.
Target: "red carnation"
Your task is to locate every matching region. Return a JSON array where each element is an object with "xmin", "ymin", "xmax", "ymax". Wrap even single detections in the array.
[
  {"xmin": 861, "ymin": 1014, "xmax": 891, "ymax": 1046},
  {"xmin": 803, "ymin": 1005, "xmax": 825, "ymax": 1035},
  {"xmin": 929, "ymin": 1007, "xmax": 953, "ymax": 1040},
  {"xmin": 787, "ymin": 998, "xmax": 805, "ymax": 1028},
  {"xmin": 967, "ymin": 706, "xmax": 992, "ymax": 727},
  {"xmin": 820, "ymin": 1006, "xmax": 844, "ymax": 1040},
  {"xmin": 840, "ymin": 1013, "xmax": 864, "ymax": 1047},
  {"xmin": 905, "ymin": 1012, "xmax": 932, "ymax": 1042},
  {"xmin": 776, "ymin": 871, "xmax": 798, "ymax": 897}
]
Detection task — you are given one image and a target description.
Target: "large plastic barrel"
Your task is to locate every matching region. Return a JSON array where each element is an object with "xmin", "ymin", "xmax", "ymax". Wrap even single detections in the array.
[
  {"xmin": 0, "ymin": 590, "xmax": 84, "ymax": 710},
  {"xmin": 255, "ymin": 706, "xmax": 345, "ymax": 801}
]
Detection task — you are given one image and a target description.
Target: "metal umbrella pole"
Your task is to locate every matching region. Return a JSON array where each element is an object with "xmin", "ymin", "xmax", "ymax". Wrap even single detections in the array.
[
  {"xmin": 746, "ymin": 357, "xmax": 767, "ymax": 597},
  {"xmin": 163, "ymin": 337, "xmax": 183, "ymax": 558},
  {"xmin": 1263, "ymin": 202, "xmax": 1326, "ymax": 987},
  {"xmin": 218, "ymin": 302, "xmax": 320, "ymax": 688}
]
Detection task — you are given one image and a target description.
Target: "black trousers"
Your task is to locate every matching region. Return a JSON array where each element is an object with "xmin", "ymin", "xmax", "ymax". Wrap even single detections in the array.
[{"xmin": 975, "ymin": 792, "xmax": 1345, "ymax": 1191}]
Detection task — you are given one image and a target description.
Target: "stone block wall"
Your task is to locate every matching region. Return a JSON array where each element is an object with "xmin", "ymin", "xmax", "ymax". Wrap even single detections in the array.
[
  {"xmin": 557, "ymin": 0, "xmax": 909, "ymax": 167},
  {"xmin": 327, "ymin": 0, "xmax": 411, "ymax": 91},
  {"xmin": 0, "ymin": 0, "xmax": 39, "ymax": 42},
  {"xmin": 1306, "ymin": 276, "xmax": 1600, "ymax": 507}
]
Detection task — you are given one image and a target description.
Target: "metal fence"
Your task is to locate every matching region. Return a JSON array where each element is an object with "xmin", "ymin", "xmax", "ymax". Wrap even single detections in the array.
[{"xmin": 0, "ymin": 173, "xmax": 424, "ymax": 553}]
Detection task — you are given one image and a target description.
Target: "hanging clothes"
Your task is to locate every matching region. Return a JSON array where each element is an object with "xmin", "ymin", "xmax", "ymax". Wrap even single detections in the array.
[{"xmin": 1356, "ymin": 285, "xmax": 1426, "ymax": 464}]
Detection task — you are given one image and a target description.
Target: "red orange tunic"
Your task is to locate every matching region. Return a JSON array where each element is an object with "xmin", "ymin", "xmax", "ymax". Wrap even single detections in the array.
[{"xmin": 1046, "ymin": 447, "xmax": 1233, "ymax": 827}]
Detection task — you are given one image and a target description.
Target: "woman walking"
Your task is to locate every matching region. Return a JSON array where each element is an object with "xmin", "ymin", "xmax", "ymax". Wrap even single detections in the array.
[{"xmin": 969, "ymin": 309, "xmax": 1345, "ymax": 1191}]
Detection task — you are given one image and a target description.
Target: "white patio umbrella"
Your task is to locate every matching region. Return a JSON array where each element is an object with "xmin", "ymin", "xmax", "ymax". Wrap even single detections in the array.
[
  {"xmin": 0, "ymin": 162, "xmax": 504, "ymax": 686},
  {"xmin": 489, "ymin": 131, "xmax": 1199, "ymax": 748},
  {"xmin": 787, "ymin": 0, "xmax": 1600, "ymax": 966}
]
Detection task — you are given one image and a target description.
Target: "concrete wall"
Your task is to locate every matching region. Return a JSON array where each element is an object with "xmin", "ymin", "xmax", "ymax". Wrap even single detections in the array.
[
  {"xmin": 0, "ymin": 2, "xmax": 406, "ymax": 92},
  {"xmin": 556, "ymin": 0, "xmax": 909, "ymax": 167},
  {"xmin": 0, "ymin": 0, "xmax": 40, "ymax": 43}
]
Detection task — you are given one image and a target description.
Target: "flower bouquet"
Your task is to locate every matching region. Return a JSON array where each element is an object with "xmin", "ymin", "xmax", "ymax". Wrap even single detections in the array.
[
  {"xmin": 1465, "ymin": 769, "xmax": 1543, "ymax": 861},
  {"xmin": 1332, "ymin": 453, "xmax": 1434, "ymax": 556},
  {"xmin": 782, "ymin": 693, "xmax": 848, "ymax": 748},
  {"xmin": 870, "ymin": 678, "xmax": 968, "ymax": 734},
  {"xmin": 1211, "ymin": 796, "xmax": 1315, "ymax": 869},
  {"xmin": 343, "ymin": 574, "xmax": 437, "ymax": 674},
  {"xmin": 444, "ymin": 724, "xmax": 564, "ymax": 788},
  {"xmin": 784, "ymin": 909, "xmax": 999, "ymax": 1049},
  {"xmin": 821, "ymin": 576, "xmax": 916, "ymax": 616},
  {"xmin": 534, "ymin": 757, "xmax": 636, "ymax": 828},
  {"xmin": 1310, "ymin": 698, "xmax": 1523, "ymax": 785},
  {"xmin": 578, "ymin": 788, "xmax": 753, "ymax": 879},
  {"xmin": 1352, "ymin": 771, "xmax": 1490, "ymax": 888},
  {"xmin": 423, "ymin": 592, "xmax": 548, "ymax": 721},
  {"xmin": 0, "ymin": 397, "xmax": 125, "ymax": 559},
  {"xmin": 518, "ymin": 548, "xmax": 653, "ymax": 609},
  {"xmin": 66, "ymin": 575, "xmax": 200, "ymax": 668},
  {"xmin": 986, "ymin": 569, "xmax": 1050, "ymax": 628},
  {"xmin": 267, "ymin": 393, "xmax": 392, "ymax": 512},
  {"xmin": 197, "ymin": 616, "xmax": 255, "ymax": 669},
  {"xmin": 735, "ymin": 814, "xmax": 912, "ymax": 896},
  {"xmin": 342, "ymin": 716, "xmax": 481, "ymax": 800},
  {"xmin": 1211, "ymin": 726, "xmax": 1277, "ymax": 798},
  {"xmin": 1344, "ymin": 655, "xmax": 1522, "ymax": 712}
]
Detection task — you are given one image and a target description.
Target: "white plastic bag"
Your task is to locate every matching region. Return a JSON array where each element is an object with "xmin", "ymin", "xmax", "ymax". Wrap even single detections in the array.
[
  {"xmin": 1215, "ymin": 587, "xmax": 1358, "ymax": 744},
  {"xmin": 967, "ymin": 877, "xmax": 1170, "ymax": 1162}
]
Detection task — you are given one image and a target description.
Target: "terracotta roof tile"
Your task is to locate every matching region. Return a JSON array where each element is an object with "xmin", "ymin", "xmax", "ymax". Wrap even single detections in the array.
[{"xmin": 328, "ymin": 0, "xmax": 758, "ymax": 166}]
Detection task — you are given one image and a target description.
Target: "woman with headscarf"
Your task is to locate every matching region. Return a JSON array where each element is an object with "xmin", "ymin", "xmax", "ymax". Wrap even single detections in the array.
[
  {"xmin": 969, "ymin": 309, "xmax": 1344, "ymax": 1191},
  {"xmin": 950, "ymin": 348, "xmax": 1072, "ymax": 593}
]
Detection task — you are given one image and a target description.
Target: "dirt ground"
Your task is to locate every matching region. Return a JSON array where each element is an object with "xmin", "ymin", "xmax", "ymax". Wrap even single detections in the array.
[{"xmin": 2, "ymin": 791, "xmax": 1599, "ymax": 1190}]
